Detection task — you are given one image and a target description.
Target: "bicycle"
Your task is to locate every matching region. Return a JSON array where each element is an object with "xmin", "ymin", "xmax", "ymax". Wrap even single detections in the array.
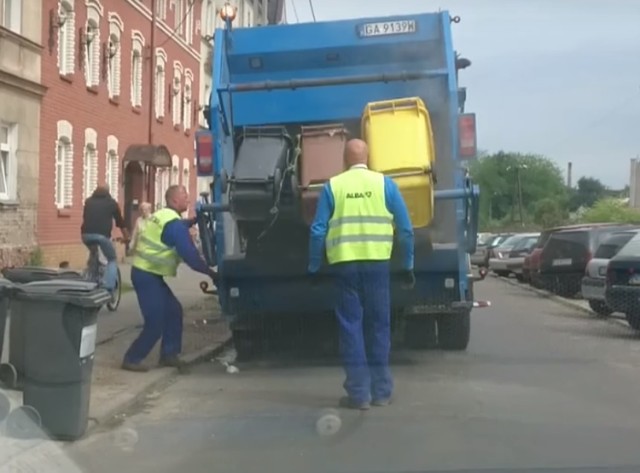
[{"xmin": 82, "ymin": 237, "xmax": 124, "ymax": 312}]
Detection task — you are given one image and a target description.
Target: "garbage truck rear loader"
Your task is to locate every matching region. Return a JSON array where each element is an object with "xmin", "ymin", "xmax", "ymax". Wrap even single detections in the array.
[{"xmin": 195, "ymin": 10, "xmax": 486, "ymax": 360}]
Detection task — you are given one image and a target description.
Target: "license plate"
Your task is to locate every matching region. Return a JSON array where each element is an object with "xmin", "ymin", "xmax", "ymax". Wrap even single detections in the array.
[
  {"xmin": 630, "ymin": 274, "xmax": 640, "ymax": 285},
  {"xmin": 552, "ymin": 258, "xmax": 572, "ymax": 266},
  {"xmin": 358, "ymin": 20, "xmax": 417, "ymax": 38}
]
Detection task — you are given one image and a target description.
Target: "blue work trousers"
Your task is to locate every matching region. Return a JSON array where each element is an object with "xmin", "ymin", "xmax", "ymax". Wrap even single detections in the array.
[
  {"xmin": 334, "ymin": 261, "xmax": 393, "ymax": 404},
  {"xmin": 81, "ymin": 233, "xmax": 118, "ymax": 291},
  {"xmin": 123, "ymin": 266, "xmax": 183, "ymax": 364}
]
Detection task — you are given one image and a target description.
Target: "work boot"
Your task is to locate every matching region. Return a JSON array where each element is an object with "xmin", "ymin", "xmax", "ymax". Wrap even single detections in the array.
[
  {"xmin": 372, "ymin": 398, "xmax": 392, "ymax": 407},
  {"xmin": 121, "ymin": 361, "xmax": 149, "ymax": 372},
  {"xmin": 338, "ymin": 396, "xmax": 370, "ymax": 411}
]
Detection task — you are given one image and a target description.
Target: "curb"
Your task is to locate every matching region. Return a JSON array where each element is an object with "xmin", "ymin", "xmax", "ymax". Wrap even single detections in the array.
[
  {"xmin": 85, "ymin": 337, "xmax": 232, "ymax": 436},
  {"xmin": 494, "ymin": 275, "xmax": 630, "ymax": 329}
]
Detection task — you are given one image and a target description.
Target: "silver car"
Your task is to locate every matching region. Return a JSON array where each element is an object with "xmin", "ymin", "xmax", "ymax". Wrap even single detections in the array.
[
  {"xmin": 489, "ymin": 233, "xmax": 540, "ymax": 277},
  {"xmin": 581, "ymin": 229, "xmax": 639, "ymax": 316}
]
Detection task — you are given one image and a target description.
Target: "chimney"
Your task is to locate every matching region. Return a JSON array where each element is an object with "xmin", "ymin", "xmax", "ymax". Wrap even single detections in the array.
[{"xmin": 567, "ymin": 162, "xmax": 572, "ymax": 188}]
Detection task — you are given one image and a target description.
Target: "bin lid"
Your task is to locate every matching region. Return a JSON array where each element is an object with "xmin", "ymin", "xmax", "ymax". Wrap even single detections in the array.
[
  {"xmin": 13, "ymin": 279, "xmax": 112, "ymax": 307},
  {"xmin": 0, "ymin": 277, "xmax": 14, "ymax": 291},
  {"xmin": 1, "ymin": 266, "xmax": 82, "ymax": 283}
]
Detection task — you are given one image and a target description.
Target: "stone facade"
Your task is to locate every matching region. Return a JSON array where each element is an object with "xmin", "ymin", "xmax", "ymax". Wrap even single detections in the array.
[{"xmin": 0, "ymin": 0, "xmax": 46, "ymax": 267}]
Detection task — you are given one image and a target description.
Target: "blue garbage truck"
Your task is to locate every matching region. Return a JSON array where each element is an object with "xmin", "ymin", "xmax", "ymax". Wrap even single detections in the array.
[{"xmin": 195, "ymin": 9, "xmax": 487, "ymax": 360}]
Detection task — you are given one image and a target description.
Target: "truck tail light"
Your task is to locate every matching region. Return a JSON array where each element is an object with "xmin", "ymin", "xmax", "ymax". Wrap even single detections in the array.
[
  {"xmin": 459, "ymin": 113, "xmax": 477, "ymax": 160},
  {"xmin": 195, "ymin": 130, "xmax": 214, "ymax": 176}
]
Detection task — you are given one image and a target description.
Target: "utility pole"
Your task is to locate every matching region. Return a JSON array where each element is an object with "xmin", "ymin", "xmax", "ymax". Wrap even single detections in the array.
[{"xmin": 517, "ymin": 166, "xmax": 524, "ymax": 226}]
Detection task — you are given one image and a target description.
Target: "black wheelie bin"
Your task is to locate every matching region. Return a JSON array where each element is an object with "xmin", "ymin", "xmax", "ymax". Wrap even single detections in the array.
[
  {"xmin": 12, "ymin": 279, "xmax": 110, "ymax": 440},
  {"xmin": 0, "ymin": 277, "xmax": 15, "ymax": 422},
  {"xmin": 1, "ymin": 266, "xmax": 83, "ymax": 387}
]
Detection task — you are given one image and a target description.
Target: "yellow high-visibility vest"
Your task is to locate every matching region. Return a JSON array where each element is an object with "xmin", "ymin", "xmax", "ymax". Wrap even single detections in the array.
[
  {"xmin": 132, "ymin": 208, "xmax": 182, "ymax": 277},
  {"xmin": 326, "ymin": 167, "xmax": 394, "ymax": 264}
]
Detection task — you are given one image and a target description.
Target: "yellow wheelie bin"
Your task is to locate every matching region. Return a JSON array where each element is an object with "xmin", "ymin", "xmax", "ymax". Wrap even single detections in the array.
[{"xmin": 361, "ymin": 97, "xmax": 436, "ymax": 228}]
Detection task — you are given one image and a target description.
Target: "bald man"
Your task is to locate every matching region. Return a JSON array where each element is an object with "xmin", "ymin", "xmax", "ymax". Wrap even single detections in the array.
[
  {"xmin": 308, "ymin": 139, "xmax": 415, "ymax": 410},
  {"xmin": 122, "ymin": 185, "xmax": 217, "ymax": 372}
]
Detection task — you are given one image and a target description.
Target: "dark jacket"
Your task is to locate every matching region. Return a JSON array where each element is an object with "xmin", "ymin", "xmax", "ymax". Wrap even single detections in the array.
[{"xmin": 81, "ymin": 188, "xmax": 126, "ymax": 238}]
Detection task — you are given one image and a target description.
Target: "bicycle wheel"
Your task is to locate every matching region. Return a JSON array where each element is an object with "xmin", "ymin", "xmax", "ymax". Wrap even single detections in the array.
[{"xmin": 107, "ymin": 267, "xmax": 122, "ymax": 312}]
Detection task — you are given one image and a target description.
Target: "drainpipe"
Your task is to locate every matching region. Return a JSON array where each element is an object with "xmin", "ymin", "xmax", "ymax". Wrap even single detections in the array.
[{"xmin": 147, "ymin": 0, "xmax": 157, "ymax": 202}]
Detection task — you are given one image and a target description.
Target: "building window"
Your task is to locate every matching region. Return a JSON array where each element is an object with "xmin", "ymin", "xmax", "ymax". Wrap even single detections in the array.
[
  {"xmin": 55, "ymin": 120, "xmax": 74, "ymax": 208},
  {"xmin": 0, "ymin": 0, "xmax": 22, "ymax": 34},
  {"xmin": 203, "ymin": 0, "xmax": 214, "ymax": 37},
  {"xmin": 106, "ymin": 135, "xmax": 119, "ymax": 201},
  {"xmin": 83, "ymin": 128, "xmax": 98, "ymax": 199},
  {"xmin": 57, "ymin": 0, "xmax": 75, "ymax": 76},
  {"xmin": 171, "ymin": 155, "xmax": 179, "ymax": 185},
  {"xmin": 171, "ymin": 62, "xmax": 183, "ymax": 126},
  {"xmin": 184, "ymin": 0, "xmax": 194, "ymax": 44},
  {"xmin": 182, "ymin": 158, "xmax": 190, "ymax": 195},
  {"xmin": 155, "ymin": 0, "xmax": 166, "ymax": 20},
  {"xmin": 155, "ymin": 48, "xmax": 167, "ymax": 119},
  {"xmin": 183, "ymin": 69, "xmax": 193, "ymax": 131},
  {"xmin": 174, "ymin": 0, "xmax": 184, "ymax": 35},
  {"xmin": 131, "ymin": 31, "xmax": 145, "ymax": 107},
  {"xmin": 0, "ymin": 123, "xmax": 17, "ymax": 201},
  {"xmin": 155, "ymin": 168, "xmax": 169, "ymax": 209},
  {"xmin": 107, "ymin": 13, "xmax": 123, "ymax": 99}
]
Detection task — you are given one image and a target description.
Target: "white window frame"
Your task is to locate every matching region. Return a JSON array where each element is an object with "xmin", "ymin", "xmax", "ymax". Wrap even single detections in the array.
[
  {"xmin": 107, "ymin": 12, "xmax": 123, "ymax": 99},
  {"xmin": 183, "ymin": 69, "xmax": 193, "ymax": 131},
  {"xmin": 131, "ymin": 30, "xmax": 145, "ymax": 108},
  {"xmin": 57, "ymin": 0, "xmax": 76, "ymax": 76},
  {"xmin": 155, "ymin": 48, "xmax": 167, "ymax": 119},
  {"xmin": 182, "ymin": 157, "xmax": 190, "ymax": 195},
  {"xmin": 84, "ymin": 1, "xmax": 103, "ymax": 87},
  {"xmin": 83, "ymin": 128, "xmax": 98, "ymax": 200},
  {"xmin": 106, "ymin": 135, "xmax": 119, "ymax": 201},
  {"xmin": 155, "ymin": 0, "xmax": 166, "ymax": 20},
  {"xmin": 0, "ymin": 123, "xmax": 17, "ymax": 201},
  {"xmin": 55, "ymin": 120, "xmax": 74, "ymax": 208},
  {"xmin": 1, "ymin": 0, "xmax": 22, "ymax": 34},
  {"xmin": 171, "ymin": 155, "xmax": 179, "ymax": 185},
  {"xmin": 174, "ymin": 0, "xmax": 184, "ymax": 35},
  {"xmin": 184, "ymin": 0, "xmax": 194, "ymax": 44},
  {"xmin": 171, "ymin": 61, "xmax": 183, "ymax": 126}
]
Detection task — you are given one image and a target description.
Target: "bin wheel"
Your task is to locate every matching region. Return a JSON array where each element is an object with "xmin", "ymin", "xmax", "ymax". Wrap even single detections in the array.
[
  {"xmin": 0, "ymin": 362, "xmax": 18, "ymax": 389},
  {"xmin": 106, "ymin": 267, "xmax": 122, "ymax": 312},
  {"xmin": 0, "ymin": 391, "xmax": 10, "ymax": 423},
  {"xmin": 6, "ymin": 405, "xmax": 42, "ymax": 439}
]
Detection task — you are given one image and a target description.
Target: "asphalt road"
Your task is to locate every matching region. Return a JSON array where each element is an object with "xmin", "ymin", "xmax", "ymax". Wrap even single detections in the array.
[{"xmin": 67, "ymin": 278, "xmax": 640, "ymax": 473}]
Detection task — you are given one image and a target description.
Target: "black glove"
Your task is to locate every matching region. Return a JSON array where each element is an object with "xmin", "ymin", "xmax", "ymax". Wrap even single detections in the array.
[{"xmin": 400, "ymin": 270, "xmax": 416, "ymax": 290}]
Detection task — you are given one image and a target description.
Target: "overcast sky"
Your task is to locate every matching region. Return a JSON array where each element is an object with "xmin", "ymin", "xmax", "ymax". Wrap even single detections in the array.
[{"xmin": 285, "ymin": 0, "xmax": 640, "ymax": 188}]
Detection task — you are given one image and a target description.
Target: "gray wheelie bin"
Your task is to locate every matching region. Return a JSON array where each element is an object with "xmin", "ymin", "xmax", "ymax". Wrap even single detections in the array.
[
  {"xmin": 1, "ymin": 266, "xmax": 82, "ymax": 386},
  {"xmin": 0, "ymin": 277, "xmax": 16, "ymax": 391},
  {"xmin": 13, "ymin": 279, "xmax": 110, "ymax": 440}
]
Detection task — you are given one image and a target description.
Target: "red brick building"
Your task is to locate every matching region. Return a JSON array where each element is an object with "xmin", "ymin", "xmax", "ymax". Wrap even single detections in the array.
[{"xmin": 38, "ymin": 0, "xmax": 201, "ymax": 267}]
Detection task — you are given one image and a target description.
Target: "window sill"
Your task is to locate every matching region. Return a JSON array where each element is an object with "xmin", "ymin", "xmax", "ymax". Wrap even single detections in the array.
[
  {"xmin": 60, "ymin": 74, "xmax": 73, "ymax": 83},
  {"xmin": 109, "ymin": 96, "xmax": 120, "ymax": 106},
  {"xmin": 57, "ymin": 208, "xmax": 71, "ymax": 218},
  {"xmin": 132, "ymin": 106, "xmax": 142, "ymax": 115},
  {"xmin": 86, "ymin": 85, "xmax": 99, "ymax": 94},
  {"xmin": 0, "ymin": 199, "xmax": 19, "ymax": 209}
]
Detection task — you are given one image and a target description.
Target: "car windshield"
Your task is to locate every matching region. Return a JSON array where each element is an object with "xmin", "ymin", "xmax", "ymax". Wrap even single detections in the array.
[
  {"xmin": 594, "ymin": 232, "xmax": 637, "ymax": 259},
  {"xmin": 497, "ymin": 235, "xmax": 524, "ymax": 248},
  {"xmin": 512, "ymin": 235, "xmax": 540, "ymax": 250},
  {"xmin": 615, "ymin": 232, "xmax": 640, "ymax": 259}
]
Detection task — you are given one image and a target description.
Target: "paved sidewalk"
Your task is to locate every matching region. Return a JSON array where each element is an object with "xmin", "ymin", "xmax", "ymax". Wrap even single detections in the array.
[{"xmin": 1, "ymin": 264, "xmax": 230, "ymax": 453}]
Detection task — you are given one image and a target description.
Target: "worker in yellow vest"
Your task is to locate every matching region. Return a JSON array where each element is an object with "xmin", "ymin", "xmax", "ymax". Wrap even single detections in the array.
[
  {"xmin": 122, "ymin": 185, "xmax": 217, "ymax": 372},
  {"xmin": 308, "ymin": 139, "xmax": 415, "ymax": 410}
]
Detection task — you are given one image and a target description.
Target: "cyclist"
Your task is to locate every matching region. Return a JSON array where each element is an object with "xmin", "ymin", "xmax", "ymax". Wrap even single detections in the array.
[{"xmin": 81, "ymin": 184, "xmax": 130, "ymax": 291}]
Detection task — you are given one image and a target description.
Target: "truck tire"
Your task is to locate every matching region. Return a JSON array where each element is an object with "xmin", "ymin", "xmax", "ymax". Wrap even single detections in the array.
[
  {"xmin": 438, "ymin": 311, "xmax": 470, "ymax": 351},
  {"xmin": 404, "ymin": 316, "xmax": 437, "ymax": 350}
]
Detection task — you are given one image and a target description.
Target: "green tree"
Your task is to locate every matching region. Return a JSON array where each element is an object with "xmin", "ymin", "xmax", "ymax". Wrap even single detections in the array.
[
  {"xmin": 469, "ymin": 151, "xmax": 567, "ymax": 228},
  {"xmin": 533, "ymin": 198, "xmax": 569, "ymax": 229},
  {"xmin": 581, "ymin": 198, "xmax": 640, "ymax": 224},
  {"xmin": 569, "ymin": 177, "xmax": 607, "ymax": 210}
]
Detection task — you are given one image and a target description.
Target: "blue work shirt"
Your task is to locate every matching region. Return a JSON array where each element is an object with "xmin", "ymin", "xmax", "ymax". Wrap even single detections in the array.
[
  {"xmin": 161, "ymin": 217, "xmax": 211, "ymax": 276},
  {"xmin": 308, "ymin": 166, "xmax": 415, "ymax": 273}
]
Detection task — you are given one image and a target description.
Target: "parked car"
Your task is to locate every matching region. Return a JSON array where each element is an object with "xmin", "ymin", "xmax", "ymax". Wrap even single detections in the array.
[
  {"xmin": 605, "ymin": 232, "xmax": 640, "ymax": 330},
  {"xmin": 539, "ymin": 224, "xmax": 636, "ymax": 297},
  {"xmin": 473, "ymin": 233, "xmax": 514, "ymax": 268},
  {"xmin": 489, "ymin": 233, "xmax": 540, "ymax": 278},
  {"xmin": 581, "ymin": 229, "xmax": 640, "ymax": 316},
  {"xmin": 471, "ymin": 233, "xmax": 496, "ymax": 266},
  {"xmin": 507, "ymin": 234, "xmax": 540, "ymax": 282},
  {"xmin": 528, "ymin": 223, "xmax": 632, "ymax": 288}
]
